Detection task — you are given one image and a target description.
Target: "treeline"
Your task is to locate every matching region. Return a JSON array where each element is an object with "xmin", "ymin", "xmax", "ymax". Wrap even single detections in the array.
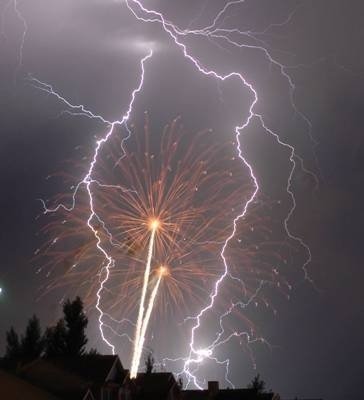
[{"xmin": 2, "ymin": 296, "xmax": 95, "ymax": 369}]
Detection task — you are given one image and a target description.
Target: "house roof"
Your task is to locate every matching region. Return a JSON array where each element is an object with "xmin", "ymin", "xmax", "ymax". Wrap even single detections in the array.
[
  {"xmin": 19, "ymin": 355, "xmax": 125, "ymax": 400},
  {"xmin": 181, "ymin": 389, "xmax": 208, "ymax": 400},
  {"xmin": 133, "ymin": 372, "xmax": 179, "ymax": 396},
  {"xmin": 0, "ymin": 369, "xmax": 61, "ymax": 400},
  {"xmin": 20, "ymin": 358, "xmax": 90, "ymax": 400},
  {"xmin": 216, "ymin": 389, "xmax": 269, "ymax": 400},
  {"xmin": 49, "ymin": 355, "xmax": 125, "ymax": 383},
  {"xmin": 182, "ymin": 388, "xmax": 276, "ymax": 400}
]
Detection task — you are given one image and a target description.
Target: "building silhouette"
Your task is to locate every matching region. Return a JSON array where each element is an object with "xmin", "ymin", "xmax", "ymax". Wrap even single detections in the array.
[{"xmin": 0, "ymin": 354, "xmax": 283, "ymax": 400}]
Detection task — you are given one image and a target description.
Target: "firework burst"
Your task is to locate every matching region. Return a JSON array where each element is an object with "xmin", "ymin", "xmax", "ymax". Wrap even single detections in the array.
[{"xmin": 35, "ymin": 116, "xmax": 293, "ymax": 374}]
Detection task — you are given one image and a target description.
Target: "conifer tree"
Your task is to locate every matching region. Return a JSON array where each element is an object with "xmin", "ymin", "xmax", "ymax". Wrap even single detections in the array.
[
  {"xmin": 20, "ymin": 315, "xmax": 43, "ymax": 360},
  {"xmin": 5, "ymin": 327, "xmax": 20, "ymax": 360},
  {"xmin": 63, "ymin": 297, "xmax": 88, "ymax": 356}
]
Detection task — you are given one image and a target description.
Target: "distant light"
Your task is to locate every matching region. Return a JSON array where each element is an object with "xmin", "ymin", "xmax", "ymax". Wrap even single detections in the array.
[{"xmin": 0, "ymin": 287, "xmax": 2, "ymax": 295}]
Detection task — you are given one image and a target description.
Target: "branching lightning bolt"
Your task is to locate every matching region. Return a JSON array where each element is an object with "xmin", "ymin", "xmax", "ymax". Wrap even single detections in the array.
[
  {"xmin": 38, "ymin": 49, "xmax": 153, "ymax": 354},
  {"xmin": 1, "ymin": 0, "xmax": 28, "ymax": 83},
  {"xmin": 122, "ymin": 0, "xmax": 315, "ymax": 387},
  {"xmin": 15, "ymin": 0, "xmax": 316, "ymax": 388},
  {"xmin": 13, "ymin": 0, "xmax": 27, "ymax": 82}
]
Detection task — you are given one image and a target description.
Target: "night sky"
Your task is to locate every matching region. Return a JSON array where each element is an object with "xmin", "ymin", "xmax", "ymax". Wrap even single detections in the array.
[{"xmin": 1, "ymin": 1, "xmax": 363, "ymax": 399}]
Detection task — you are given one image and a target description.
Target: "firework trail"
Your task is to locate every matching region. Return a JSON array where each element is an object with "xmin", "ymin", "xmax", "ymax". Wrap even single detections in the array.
[
  {"xmin": 130, "ymin": 219, "xmax": 159, "ymax": 378},
  {"xmin": 133, "ymin": 266, "xmax": 164, "ymax": 378}
]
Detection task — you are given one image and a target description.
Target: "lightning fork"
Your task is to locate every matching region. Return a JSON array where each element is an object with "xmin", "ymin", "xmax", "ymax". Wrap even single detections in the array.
[
  {"xmin": 19, "ymin": 0, "xmax": 315, "ymax": 387},
  {"xmin": 123, "ymin": 0, "xmax": 314, "ymax": 386},
  {"xmin": 37, "ymin": 49, "xmax": 153, "ymax": 354}
]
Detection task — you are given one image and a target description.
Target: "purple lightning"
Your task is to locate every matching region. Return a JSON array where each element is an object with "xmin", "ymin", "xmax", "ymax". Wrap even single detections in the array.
[
  {"xmin": 1, "ymin": 1, "xmax": 28, "ymax": 83},
  {"xmin": 123, "ymin": 0, "xmax": 315, "ymax": 387},
  {"xmin": 8, "ymin": 0, "xmax": 317, "ymax": 389},
  {"xmin": 38, "ymin": 49, "xmax": 154, "ymax": 354}
]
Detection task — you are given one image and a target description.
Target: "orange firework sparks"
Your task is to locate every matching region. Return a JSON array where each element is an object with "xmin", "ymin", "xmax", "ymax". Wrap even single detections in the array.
[{"xmin": 35, "ymin": 116, "xmax": 294, "ymax": 371}]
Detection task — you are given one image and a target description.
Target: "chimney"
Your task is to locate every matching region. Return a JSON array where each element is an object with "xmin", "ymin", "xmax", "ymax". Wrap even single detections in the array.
[{"xmin": 208, "ymin": 381, "xmax": 219, "ymax": 398}]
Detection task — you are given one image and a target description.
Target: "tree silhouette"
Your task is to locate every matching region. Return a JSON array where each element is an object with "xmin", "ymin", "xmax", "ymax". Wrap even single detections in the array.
[
  {"xmin": 87, "ymin": 347, "xmax": 100, "ymax": 356},
  {"xmin": 63, "ymin": 297, "xmax": 88, "ymax": 356},
  {"xmin": 5, "ymin": 327, "xmax": 20, "ymax": 360},
  {"xmin": 2, "ymin": 297, "xmax": 90, "ymax": 364},
  {"xmin": 144, "ymin": 350, "xmax": 155, "ymax": 374},
  {"xmin": 44, "ymin": 319, "xmax": 67, "ymax": 358},
  {"xmin": 20, "ymin": 315, "xmax": 43, "ymax": 360},
  {"xmin": 248, "ymin": 374, "xmax": 266, "ymax": 396}
]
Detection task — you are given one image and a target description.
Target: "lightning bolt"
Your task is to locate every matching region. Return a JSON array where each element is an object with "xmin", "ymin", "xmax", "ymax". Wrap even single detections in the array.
[
  {"xmin": 1, "ymin": 0, "xmax": 28, "ymax": 83},
  {"xmin": 16, "ymin": 0, "xmax": 316, "ymax": 388},
  {"xmin": 122, "ymin": 0, "xmax": 315, "ymax": 387},
  {"xmin": 38, "ymin": 49, "xmax": 153, "ymax": 354},
  {"xmin": 13, "ymin": 0, "xmax": 27, "ymax": 82}
]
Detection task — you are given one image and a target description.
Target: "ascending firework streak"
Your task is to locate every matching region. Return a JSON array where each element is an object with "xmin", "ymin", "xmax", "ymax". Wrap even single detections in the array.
[
  {"xmin": 132, "ymin": 265, "xmax": 166, "ymax": 378},
  {"xmin": 130, "ymin": 218, "xmax": 160, "ymax": 378}
]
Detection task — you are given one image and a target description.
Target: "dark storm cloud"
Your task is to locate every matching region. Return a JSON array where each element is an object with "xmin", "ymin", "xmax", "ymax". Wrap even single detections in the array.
[{"xmin": 1, "ymin": 1, "xmax": 363, "ymax": 400}]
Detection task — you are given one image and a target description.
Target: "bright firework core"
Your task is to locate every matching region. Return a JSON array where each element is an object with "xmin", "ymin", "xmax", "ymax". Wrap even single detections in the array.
[
  {"xmin": 158, "ymin": 265, "xmax": 169, "ymax": 277},
  {"xmin": 149, "ymin": 218, "xmax": 161, "ymax": 231}
]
